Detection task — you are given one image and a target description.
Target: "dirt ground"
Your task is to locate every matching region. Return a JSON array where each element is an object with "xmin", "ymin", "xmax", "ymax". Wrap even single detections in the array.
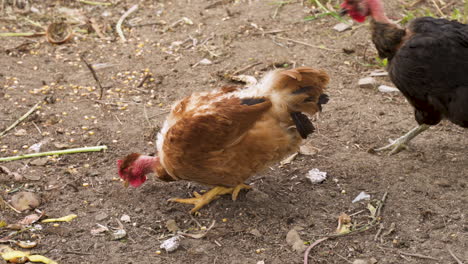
[{"xmin": 0, "ymin": 0, "xmax": 467, "ymax": 263}]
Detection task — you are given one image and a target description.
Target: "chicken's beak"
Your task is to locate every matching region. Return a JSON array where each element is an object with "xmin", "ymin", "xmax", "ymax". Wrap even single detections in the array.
[
  {"xmin": 123, "ymin": 180, "xmax": 129, "ymax": 188},
  {"xmin": 339, "ymin": 8, "xmax": 348, "ymax": 16}
]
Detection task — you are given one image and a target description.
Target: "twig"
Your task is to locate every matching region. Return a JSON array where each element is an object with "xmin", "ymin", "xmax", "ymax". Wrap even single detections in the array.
[
  {"xmin": 398, "ymin": 251, "xmax": 439, "ymax": 261},
  {"xmin": 0, "ymin": 32, "xmax": 45, "ymax": 37},
  {"xmin": 143, "ymin": 105, "xmax": 152, "ymax": 127},
  {"xmin": 80, "ymin": 54, "xmax": 104, "ymax": 100},
  {"xmin": 31, "ymin": 121, "xmax": 42, "ymax": 135},
  {"xmin": 137, "ymin": 74, "xmax": 151, "ymax": 88},
  {"xmin": 116, "ymin": 4, "xmax": 138, "ymax": 42},
  {"xmin": 0, "ymin": 226, "xmax": 33, "ymax": 242},
  {"xmin": 447, "ymin": 246, "xmax": 464, "ymax": 264},
  {"xmin": 253, "ymin": 29, "xmax": 287, "ymax": 36},
  {"xmin": 304, "ymin": 237, "xmax": 329, "ymax": 264},
  {"xmin": 231, "ymin": 62, "xmax": 262, "ymax": 76},
  {"xmin": 0, "ymin": 146, "xmax": 107, "ymax": 162},
  {"xmin": 64, "ymin": 251, "xmax": 93, "ymax": 255},
  {"xmin": 0, "ymin": 196, "xmax": 21, "ymax": 213},
  {"xmin": 430, "ymin": 0, "xmax": 445, "ymax": 17},
  {"xmin": 78, "ymin": 0, "xmax": 112, "ymax": 6},
  {"xmin": 0, "ymin": 102, "xmax": 40, "ymax": 138},
  {"xmin": 274, "ymin": 36, "xmax": 337, "ymax": 51}
]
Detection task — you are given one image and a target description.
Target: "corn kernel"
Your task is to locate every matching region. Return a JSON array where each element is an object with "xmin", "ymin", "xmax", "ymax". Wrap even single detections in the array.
[
  {"xmin": 222, "ymin": 218, "xmax": 228, "ymax": 223},
  {"xmin": 83, "ymin": 183, "xmax": 89, "ymax": 187},
  {"xmin": 155, "ymin": 250, "xmax": 161, "ymax": 255},
  {"xmin": 88, "ymin": 131, "xmax": 95, "ymax": 136},
  {"xmin": 53, "ymin": 223, "xmax": 60, "ymax": 227}
]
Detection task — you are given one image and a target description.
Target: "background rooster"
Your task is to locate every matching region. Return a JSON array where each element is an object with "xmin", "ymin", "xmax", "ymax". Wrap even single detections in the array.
[
  {"xmin": 118, "ymin": 67, "xmax": 329, "ymax": 213},
  {"xmin": 341, "ymin": 0, "xmax": 468, "ymax": 154}
]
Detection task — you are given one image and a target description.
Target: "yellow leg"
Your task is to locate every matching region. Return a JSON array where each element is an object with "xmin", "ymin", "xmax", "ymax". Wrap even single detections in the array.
[
  {"xmin": 231, "ymin": 183, "xmax": 251, "ymax": 201},
  {"xmin": 168, "ymin": 184, "xmax": 251, "ymax": 214}
]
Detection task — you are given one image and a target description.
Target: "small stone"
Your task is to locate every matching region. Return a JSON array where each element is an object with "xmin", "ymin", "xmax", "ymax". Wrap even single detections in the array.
[
  {"xmin": 378, "ymin": 85, "xmax": 399, "ymax": 93},
  {"xmin": 370, "ymin": 70, "xmax": 388, "ymax": 77},
  {"xmin": 358, "ymin": 77, "xmax": 377, "ymax": 89},
  {"xmin": 333, "ymin": 22, "xmax": 352, "ymax": 32},
  {"xmin": 165, "ymin": 219, "xmax": 179, "ymax": 233},
  {"xmin": 14, "ymin": 129, "xmax": 27, "ymax": 136},
  {"xmin": 160, "ymin": 235, "xmax": 181, "ymax": 252},
  {"xmin": 306, "ymin": 168, "xmax": 327, "ymax": 184},
  {"xmin": 95, "ymin": 212, "xmax": 108, "ymax": 221},
  {"xmin": 111, "ymin": 229, "xmax": 127, "ymax": 240},
  {"xmin": 198, "ymin": 58, "xmax": 212, "ymax": 65},
  {"xmin": 120, "ymin": 214, "xmax": 131, "ymax": 223},
  {"xmin": 249, "ymin": 228, "xmax": 262, "ymax": 237},
  {"xmin": 11, "ymin": 192, "xmax": 41, "ymax": 211},
  {"xmin": 434, "ymin": 179, "xmax": 450, "ymax": 187},
  {"xmin": 30, "ymin": 157, "xmax": 49, "ymax": 166},
  {"xmin": 134, "ymin": 207, "xmax": 143, "ymax": 213},
  {"xmin": 24, "ymin": 174, "xmax": 41, "ymax": 181},
  {"xmin": 53, "ymin": 143, "xmax": 70, "ymax": 149}
]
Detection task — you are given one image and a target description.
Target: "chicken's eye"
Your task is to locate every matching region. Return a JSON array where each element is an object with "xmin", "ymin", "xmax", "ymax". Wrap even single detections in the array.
[{"xmin": 303, "ymin": 96, "xmax": 315, "ymax": 102}]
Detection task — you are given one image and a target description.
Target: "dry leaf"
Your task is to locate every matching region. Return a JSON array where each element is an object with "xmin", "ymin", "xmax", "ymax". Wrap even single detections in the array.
[
  {"xmin": 18, "ymin": 214, "xmax": 41, "ymax": 226},
  {"xmin": 41, "ymin": 214, "xmax": 77, "ymax": 223},
  {"xmin": 336, "ymin": 213, "xmax": 352, "ymax": 234}
]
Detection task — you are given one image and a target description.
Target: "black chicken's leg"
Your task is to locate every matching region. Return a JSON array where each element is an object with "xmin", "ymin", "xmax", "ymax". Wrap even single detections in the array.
[{"xmin": 373, "ymin": 124, "xmax": 430, "ymax": 155}]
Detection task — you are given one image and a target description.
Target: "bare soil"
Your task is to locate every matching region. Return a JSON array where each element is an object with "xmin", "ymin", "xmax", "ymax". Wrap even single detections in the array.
[{"xmin": 0, "ymin": 0, "xmax": 467, "ymax": 263}]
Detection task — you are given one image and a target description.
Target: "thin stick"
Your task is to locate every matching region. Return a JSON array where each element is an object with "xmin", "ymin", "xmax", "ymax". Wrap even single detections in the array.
[
  {"xmin": 399, "ymin": 251, "xmax": 439, "ymax": 261},
  {"xmin": 80, "ymin": 54, "xmax": 104, "ymax": 100},
  {"xmin": 0, "ymin": 196, "xmax": 21, "ymax": 213},
  {"xmin": 116, "ymin": 4, "xmax": 138, "ymax": 42},
  {"xmin": 137, "ymin": 74, "xmax": 151, "ymax": 88},
  {"xmin": 0, "ymin": 146, "xmax": 107, "ymax": 162},
  {"xmin": 231, "ymin": 62, "xmax": 262, "ymax": 76},
  {"xmin": 304, "ymin": 237, "xmax": 329, "ymax": 264},
  {"xmin": 274, "ymin": 36, "xmax": 337, "ymax": 51},
  {"xmin": 0, "ymin": 102, "xmax": 40, "ymax": 137},
  {"xmin": 430, "ymin": 0, "xmax": 445, "ymax": 17},
  {"xmin": 78, "ymin": 0, "xmax": 112, "ymax": 6},
  {"xmin": 32, "ymin": 121, "xmax": 42, "ymax": 134},
  {"xmin": 0, "ymin": 32, "xmax": 45, "ymax": 37},
  {"xmin": 447, "ymin": 246, "xmax": 463, "ymax": 264}
]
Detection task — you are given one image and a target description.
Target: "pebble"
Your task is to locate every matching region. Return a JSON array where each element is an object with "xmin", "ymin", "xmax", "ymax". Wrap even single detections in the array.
[
  {"xmin": 333, "ymin": 22, "xmax": 352, "ymax": 32},
  {"xmin": 370, "ymin": 70, "xmax": 388, "ymax": 77},
  {"xmin": 120, "ymin": 214, "xmax": 131, "ymax": 223},
  {"xmin": 95, "ymin": 212, "xmax": 109, "ymax": 221},
  {"xmin": 30, "ymin": 157, "xmax": 49, "ymax": 166},
  {"xmin": 434, "ymin": 179, "xmax": 450, "ymax": 187},
  {"xmin": 358, "ymin": 77, "xmax": 377, "ymax": 89},
  {"xmin": 14, "ymin": 129, "xmax": 27, "ymax": 136},
  {"xmin": 134, "ymin": 207, "xmax": 143, "ymax": 213},
  {"xmin": 249, "ymin": 228, "xmax": 262, "ymax": 237},
  {"xmin": 378, "ymin": 85, "xmax": 399, "ymax": 93}
]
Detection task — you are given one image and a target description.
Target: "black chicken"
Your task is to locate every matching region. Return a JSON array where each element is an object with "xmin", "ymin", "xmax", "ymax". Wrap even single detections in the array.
[{"xmin": 340, "ymin": 0, "xmax": 468, "ymax": 154}]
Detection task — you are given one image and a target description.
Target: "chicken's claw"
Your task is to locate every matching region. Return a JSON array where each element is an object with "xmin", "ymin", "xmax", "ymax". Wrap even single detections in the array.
[
  {"xmin": 372, "ymin": 124, "xmax": 430, "ymax": 155},
  {"xmin": 168, "ymin": 184, "xmax": 251, "ymax": 214}
]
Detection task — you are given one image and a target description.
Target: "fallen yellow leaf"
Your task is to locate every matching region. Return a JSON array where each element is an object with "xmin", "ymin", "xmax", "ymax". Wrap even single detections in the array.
[
  {"xmin": 1, "ymin": 250, "xmax": 57, "ymax": 264},
  {"xmin": 41, "ymin": 214, "xmax": 77, "ymax": 223}
]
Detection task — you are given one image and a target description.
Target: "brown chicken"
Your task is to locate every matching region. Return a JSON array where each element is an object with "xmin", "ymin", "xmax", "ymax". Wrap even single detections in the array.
[{"xmin": 118, "ymin": 67, "xmax": 329, "ymax": 213}]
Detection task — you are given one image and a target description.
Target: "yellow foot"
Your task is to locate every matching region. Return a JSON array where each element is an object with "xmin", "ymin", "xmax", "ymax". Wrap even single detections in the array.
[{"xmin": 168, "ymin": 184, "xmax": 252, "ymax": 214}]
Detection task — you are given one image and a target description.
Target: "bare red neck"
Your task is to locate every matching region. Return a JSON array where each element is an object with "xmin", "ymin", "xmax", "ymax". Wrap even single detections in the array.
[
  {"xmin": 368, "ymin": 0, "xmax": 390, "ymax": 24},
  {"xmin": 136, "ymin": 155, "xmax": 160, "ymax": 175}
]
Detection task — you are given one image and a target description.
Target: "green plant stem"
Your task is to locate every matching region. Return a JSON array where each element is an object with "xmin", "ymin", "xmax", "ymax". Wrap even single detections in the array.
[
  {"xmin": 0, "ymin": 102, "xmax": 41, "ymax": 137},
  {"xmin": 0, "ymin": 146, "xmax": 108, "ymax": 162}
]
